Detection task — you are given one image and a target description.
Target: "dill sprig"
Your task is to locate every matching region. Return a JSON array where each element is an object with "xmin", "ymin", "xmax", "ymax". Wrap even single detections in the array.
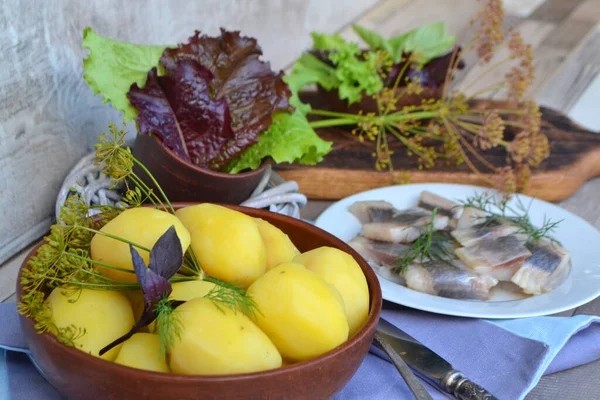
[
  {"xmin": 395, "ymin": 208, "xmax": 454, "ymax": 273},
  {"xmin": 154, "ymin": 297, "xmax": 184, "ymax": 356},
  {"xmin": 459, "ymin": 192, "xmax": 562, "ymax": 248},
  {"xmin": 203, "ymin": 276, "xmax": 260, "ymax": 320}
]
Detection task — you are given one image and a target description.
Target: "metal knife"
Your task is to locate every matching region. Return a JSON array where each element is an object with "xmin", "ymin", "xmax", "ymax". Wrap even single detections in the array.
[{"xmin": 377, "ymin": 318, "xmax": 499, "ymax": 400}]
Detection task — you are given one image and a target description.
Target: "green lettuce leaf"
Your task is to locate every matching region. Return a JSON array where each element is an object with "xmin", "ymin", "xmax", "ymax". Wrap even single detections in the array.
[
  {"xmin": 352, "ymin": 25, "xmax": 399, "ymax": 61},
  {"xmin": 352, "ymin": 22, "xmax": 455, "ymax": 64},
  {"xmin": 403, "ymin": 22, "xmax": 455, "ymax": 63},
  {"xmin": 227, "ymin": 111, "xmax": 332, "ymax": 173},
  {"xmin": 82, "ymin": 27, "xmax": 170, "ymax": 121},
  {"xmin": 283, "ymin": 53, "xmax": 339, "ymax": 115},
  {"xmin": 308, "ymin": 33, "xmax": 383, "ymax": 104},
  {"xmin": 310, "ymin": 32, "xmax": 349, "ymax": 50}
]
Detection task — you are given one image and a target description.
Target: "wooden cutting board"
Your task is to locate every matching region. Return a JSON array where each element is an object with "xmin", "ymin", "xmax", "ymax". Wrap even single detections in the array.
[{"xmin": 275, "ymin": 96, "xmax": 600, "ymax": 202}]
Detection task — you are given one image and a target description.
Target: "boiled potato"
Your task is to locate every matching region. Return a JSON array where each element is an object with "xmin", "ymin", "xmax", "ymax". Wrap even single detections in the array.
[
  {"xmin": 170, "ymin": 280, "xmax": 217, "ymax": 301},
  {"xmin": 176, "ymin": 204, "xmax": 266, "ymax": 288},
  {"xmin": 91, "ymin": 208, "xmax": 191, "ymax": 283},
  {"xmin": 246, "ymin": 263, "xmax": 349, "ymax": 361},
  {"xmin": 114, "ymin": 333, "xmax": 169, "ymax": 373},
  {"xmin": 253, "ymin": 218, "xmax": 300, "ymax": 271},
  {"xmin": 294, "ymin": 247, "xmax": 369, "ymax": 336},
  {"xmin": 47, "ymin": 287, "xmax": 134, "ymax": 361},
  {"xmin": 169, "ymin": 298, "xmax": 282, "ymax": 375}
]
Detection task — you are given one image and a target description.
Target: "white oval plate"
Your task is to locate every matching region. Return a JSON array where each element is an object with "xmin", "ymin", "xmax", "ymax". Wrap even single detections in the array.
[{"xmin": 315, "ymin": 183, "xmax": 600, "ymax": 319}]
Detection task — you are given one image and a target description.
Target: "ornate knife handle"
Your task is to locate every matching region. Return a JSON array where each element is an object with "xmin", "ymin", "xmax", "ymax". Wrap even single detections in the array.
[{"xmin": 441, "ymin": 370, "xmax": 499, "ymax": 400}]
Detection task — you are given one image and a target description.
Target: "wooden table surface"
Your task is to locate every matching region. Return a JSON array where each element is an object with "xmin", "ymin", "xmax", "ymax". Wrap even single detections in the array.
[{"xmin": 2, "ymin": 0, "xmax": 600, "ymax": 399}]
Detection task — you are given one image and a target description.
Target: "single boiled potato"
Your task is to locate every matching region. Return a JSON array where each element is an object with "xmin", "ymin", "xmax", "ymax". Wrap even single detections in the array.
[
  {"xmin": 91, "ymin": 208, "xmax": 191, "ymax": 283},
  {"xmin": 176, "ymin": 204, "xmax": 266, "ymax": 288},
  {"xmin": 169, "ymin": 297, "xmax": 282, "ymax": 375},
  {"xmin": 294, "ymin": 247, "xmax": 369, "ymax": 336},
  {"xmin": 47, "ymin": 287, "xmax": 134, "ymax": 361},
  {"xmin": 253, "ymin": 218, "xmax": 300, "ymax": 271},
  {"xmin": 114, "ymin": 333, "xmax": 169, "ymax": 373},
  {"xmin": 170, "ymin": 280, "xmax": 217, "ymax": 301},
  {"xmin": 246, "ymin": 263, "xmax": 349, "ymax": 362}
]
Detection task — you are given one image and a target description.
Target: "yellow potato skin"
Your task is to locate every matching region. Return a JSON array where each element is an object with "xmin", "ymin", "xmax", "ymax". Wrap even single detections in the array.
[
  {"xmin": 246, "ymin": 263, "xmax": 349, "ymax": 362},
  {"xmin": 169, "ymin": 280, "xmax": 217, "ymax": 301},
  {"xmin": 294, "ymin": 247, "xmax": 370, "ymax": 336},
  {"xmin": 47, "ymin": 287, "xmax": 134, "ymax": 361},
  {"xmin": 91, "ymin": 208, "xmax": 191, "ymax": 283},
  {"xmin": 175, "ymin": 204, "xmax": 266, "ymax": 288},
  {"xmin": 169, "ymin": 298, "xmax": 282, "ymax": 375},
  {"xmin": 253, "ymin": 218, "xmax": 300, "ymax": 271},
  {"xmin": 114, "ymin": 333, "xmax": 170, "ymax": 373}
]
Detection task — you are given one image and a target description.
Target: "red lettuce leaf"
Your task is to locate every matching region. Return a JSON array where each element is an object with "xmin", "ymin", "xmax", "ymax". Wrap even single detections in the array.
[
  {"xmin": 128, "ymin": 29, "xmax": 291, "ymax": 170},
  {"xmin": 128, "ymin": 68, "xmax": 191, "ymax": 162}
]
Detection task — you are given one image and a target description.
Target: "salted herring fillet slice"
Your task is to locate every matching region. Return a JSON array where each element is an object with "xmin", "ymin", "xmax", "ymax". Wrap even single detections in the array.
[
  {"xmin": 404, "ymin": 260, "xmax": 498, "ymax": 300},
  {"xmin": 455, "ymin": 235, "xmax": 531, "ymax": 281},
  {"xmin": 418, "ymin": 191, "xmax": 463, "ymax": 219},
  {"xmin": 455, "ymin": 207, "xmax": 487, "ymax": 229},
  {"xmin": 348, "ymin": 236, "xmax": 410, "ymax": 268},
  {"xmin": 362, "ymin": 208, "xmax": 449, "ymax": 243},
  {"xmin": 348, "ymin": 201, "xmax": 394, "ymax": 224},
  {"xmin": 510, "ymin": 239, "xmax": 571, "ymax": 295},
  {"xmin": 451, "ymin": 219, "xmax": 522, "ymax": 247}
]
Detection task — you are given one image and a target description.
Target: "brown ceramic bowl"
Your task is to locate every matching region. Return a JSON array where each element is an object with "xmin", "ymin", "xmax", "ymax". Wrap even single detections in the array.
[
  {"xmin": 17, "ymin": 204, "xmax": 382, "ymax": 400},
  {"xmin": 131, "ymin": 135, "xmax": 268, "ymax": 204}
]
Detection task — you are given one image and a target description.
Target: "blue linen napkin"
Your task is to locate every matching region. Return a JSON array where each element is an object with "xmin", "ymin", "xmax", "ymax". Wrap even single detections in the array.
[{"xmin": 2, "ymin": 303, "xmax": 600, "ymax": 400}]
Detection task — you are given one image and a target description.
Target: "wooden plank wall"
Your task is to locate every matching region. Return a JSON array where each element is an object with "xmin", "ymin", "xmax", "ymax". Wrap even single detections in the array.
[{"xmin": 0, "ymin": 0, "xmax": 379, "ymax": 265}]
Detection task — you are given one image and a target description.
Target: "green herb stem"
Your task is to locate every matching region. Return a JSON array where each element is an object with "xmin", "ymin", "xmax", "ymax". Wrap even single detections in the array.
[
  {"xmin": 308, "ymin": 109, "xmax": 361, "ymax": 119},
  {"xmin": 76, "ymin": 225, "xmax": 151, "ymax": 253},
  {"xmin": 309, "ymin": 118, "xmax": 361, "ymax": 129},
  {"xmin": 131, "ymin": 158, "xmax": 175, "ymax": 214}
]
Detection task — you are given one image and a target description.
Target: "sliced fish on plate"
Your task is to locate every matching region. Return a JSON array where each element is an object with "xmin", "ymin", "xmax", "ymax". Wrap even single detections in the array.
[
  {"xmin": 348, "ymin": 200, "xmax": 394, "ymax": 224},
  {"xmin": 418, "ymin": 191, "xmax": 463, "ymax": 219},
  {"xmin": 455, "ymin": 235, "xmax": 532, "ymax": 281},
  {"xmin": 511, "ymin": 239, "xmax": 571, "ymax": 295},
  {"xmin": 451, "ymin": 218, "xmax": 522, "ymax": 247},
  {"xmin": 345, "ymin": 190, "xmax": 569, "ymax": 301},
  {"xmin": 362, "ymin": 208, "xmax": 449, "ymax": 243},
  {"xmin": 404, "ymin": 260, "xmax": 498, "ymax": 300},
  {"xmin": 348, "ymin": 236, "xmax": 409, "ymax": 268}
]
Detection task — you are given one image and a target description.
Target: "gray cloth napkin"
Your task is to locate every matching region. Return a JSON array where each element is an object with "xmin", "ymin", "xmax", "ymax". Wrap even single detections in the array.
[{"xmin": 2, "ymin": 303, "xmax": 600, "ymax": 400}]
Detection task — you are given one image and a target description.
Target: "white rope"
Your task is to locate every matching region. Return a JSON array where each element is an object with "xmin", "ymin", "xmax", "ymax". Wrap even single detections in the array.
[{"xmin": 56, "ymin": 152, "xmax": 306, "ymax": 220}]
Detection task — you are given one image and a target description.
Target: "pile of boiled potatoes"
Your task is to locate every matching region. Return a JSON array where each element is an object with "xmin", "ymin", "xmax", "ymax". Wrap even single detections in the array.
[{"xmin": 46, "ymin": 204, "xmax": 370, "ymax": 375}]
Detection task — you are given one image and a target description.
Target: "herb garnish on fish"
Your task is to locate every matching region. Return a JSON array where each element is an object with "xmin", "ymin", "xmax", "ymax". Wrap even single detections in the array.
[
  {"xmin": 459, "ymin": 193, "xmax": 562, "ymax": 249},
  {"xmin": 395, "ymin": 209, "xmax": 455, "ymax": 272}
]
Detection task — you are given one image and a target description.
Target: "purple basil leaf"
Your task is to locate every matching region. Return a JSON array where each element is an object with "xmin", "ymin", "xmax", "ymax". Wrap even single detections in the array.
[
  {"xmin": 129, "ymin": 244, "xmax": 172, "ymax": 309},
  {"xmin": 148, "ymin": 225, "xmax": 184, "ymax": 280},
  {"xmin": 142, "ymin": 269, "xmax": 172, "ymax": 309},
  {"xmin": 128, "ymin": 68, "xmax": 190, "ymax": 162},
  {"xmin": 130, "ymin": 244, "xmax": 148, "ymax": 284}
]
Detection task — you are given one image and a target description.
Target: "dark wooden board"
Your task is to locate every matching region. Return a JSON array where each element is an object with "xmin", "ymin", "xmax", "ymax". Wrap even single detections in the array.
[{"xmin": 276, "ymin": 94, "xmax": 600, "ymax": 202}]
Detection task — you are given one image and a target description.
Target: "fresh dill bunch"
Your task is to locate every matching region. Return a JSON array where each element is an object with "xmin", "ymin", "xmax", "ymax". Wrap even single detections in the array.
[
  {"xmin": 460, "ymin": 192, "xmax": 562, "ymax": 248},
  {"xmin": 203, "ymin": 276, "xmax": 260, "ymax": 320},
  {"xmin": 154, "ymin": 297, "xmax": 184, "ymax": 356},
  {"xmin": 395, "ymin": 208, "xmax": 454, "ymax": 272},
  {"xmin": 18, "ymin": 194, "xmax": 140, "ymax": 325}
]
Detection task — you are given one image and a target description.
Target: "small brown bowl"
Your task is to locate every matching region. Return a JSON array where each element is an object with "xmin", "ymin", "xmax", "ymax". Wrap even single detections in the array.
[
  {"xmin": 131, "ymin": 135, "xmax": 268, "ymax": 204},
  {"xmin": 17, "ymin": 204, "xmax": 383, "ymax": 400}
]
